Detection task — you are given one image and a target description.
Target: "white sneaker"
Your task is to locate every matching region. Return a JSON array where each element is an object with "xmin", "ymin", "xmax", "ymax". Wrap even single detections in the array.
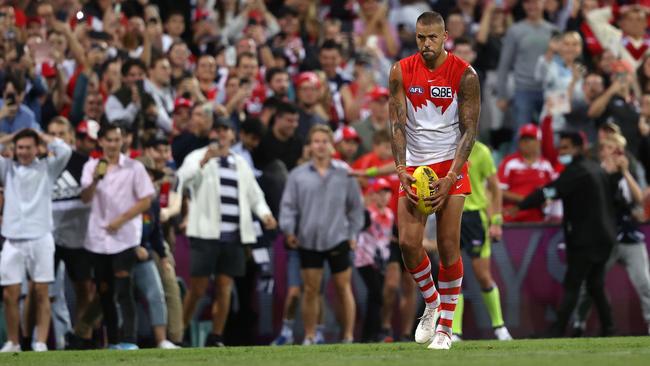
[
  {"xmin": 494, "ymin": 326, "xmax": 513, "ymax": 341},
  {"xmin": 415, "ymin": 305, "xmax": 440, "ymax": 344},
  {"xmin": 0, "ymin": 341, "xmax": 21, "ymax": 353},
  {"xmin": 158, "ymin": 340, "xmax": 180, "ymax": 349},
  {"xmin": 427, "ymin": 332, "xmax": 452, "ymax": 350},
  {"xmin": 32, "ymin": 342, "xmax": 48, "ymax": 352},
  {"xmin": 302, "ymin": 337, "xmax": 315, "ymax": 346},
  {"xmin": 451, "ymin": 334, "xmax": 463, "ymax": 343}
]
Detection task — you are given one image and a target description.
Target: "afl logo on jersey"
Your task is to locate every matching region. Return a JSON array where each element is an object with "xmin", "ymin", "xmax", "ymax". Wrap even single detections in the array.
[
  {"xmin": 430, "ymin": 86, "xmax": 453, "ymax": 98},
  {"xmin": 409, "ymin": 86, "xmax": 424, "ymax": 94}
]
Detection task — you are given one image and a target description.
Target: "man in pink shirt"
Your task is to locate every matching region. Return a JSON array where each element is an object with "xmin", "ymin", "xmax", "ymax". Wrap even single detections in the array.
[{"xmin": 80, "ymin": 124, "xmax": 155, "ymax": 350}]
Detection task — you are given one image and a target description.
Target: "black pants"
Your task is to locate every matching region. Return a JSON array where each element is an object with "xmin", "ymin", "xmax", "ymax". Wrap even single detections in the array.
[
  {"xmin": 551, "ymin": 250, "xmax": 614, "ymax": 336},
  {"xmin": 358, "ymin": 266, "xmax": 384, "ymax": 342},
  {"xmin": 92, "ymin": 248, "xmax": 137, "ymax": 344}
]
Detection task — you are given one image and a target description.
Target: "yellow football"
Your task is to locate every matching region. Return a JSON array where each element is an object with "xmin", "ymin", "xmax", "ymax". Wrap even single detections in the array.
[{"xmin": 411, "ymin": 166, "xmax": 438, "ymax": 216}]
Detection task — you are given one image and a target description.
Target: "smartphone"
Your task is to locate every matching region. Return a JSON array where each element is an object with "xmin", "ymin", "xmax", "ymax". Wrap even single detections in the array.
[
  {"xmin": 136, "ymin": 79, "xmax": 145, "ymax": 93},
  {"xmin": 5, "ymin": 93, "xmax": 16, "ymax": 105},
  {"xmin": 209, "ymin": 139, "xmax": 219, "ymax": 151},
  {"xmin": 96, "ymin": 159, "xmax": 108, "ymax": 179},
  {"xmin": 494, "ymin": 0, "xmax": 504, "ymax": 8},
  {"xmin": 239, "ymin": 78, "xmax": 250, "ymax": 86}
]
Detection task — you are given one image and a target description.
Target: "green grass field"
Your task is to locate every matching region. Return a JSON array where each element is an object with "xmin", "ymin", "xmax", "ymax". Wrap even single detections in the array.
[{"xmin": 1, "ymin": 337, "xmax": 649, "ymax": 366}]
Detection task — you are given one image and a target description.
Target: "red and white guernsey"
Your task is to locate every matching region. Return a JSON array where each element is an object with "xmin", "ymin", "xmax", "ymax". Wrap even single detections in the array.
[{"xmin": 399, "ymin": 52, "xmax": 470, "ymax": 166}]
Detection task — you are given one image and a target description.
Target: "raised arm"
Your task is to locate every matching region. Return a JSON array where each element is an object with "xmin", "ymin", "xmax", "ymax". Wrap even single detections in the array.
[
  {"xmin": 429, "ymin": 67, "xmax": 480, "ymax": 212},
  {"xmin": 389, "ymin": 62, "xmax": 417, "ymax": 204}
]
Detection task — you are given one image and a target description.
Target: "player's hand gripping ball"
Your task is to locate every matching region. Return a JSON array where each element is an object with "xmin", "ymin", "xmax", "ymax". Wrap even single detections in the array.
[{"xmin": 411, "ymin": 166, "xmax": 438, "ymax": 216}]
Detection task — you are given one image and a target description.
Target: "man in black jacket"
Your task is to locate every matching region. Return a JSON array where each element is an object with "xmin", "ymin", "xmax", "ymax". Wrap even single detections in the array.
[{"xmin": 517, "ymin": 131, "xmax": 617, "ymax": 337}]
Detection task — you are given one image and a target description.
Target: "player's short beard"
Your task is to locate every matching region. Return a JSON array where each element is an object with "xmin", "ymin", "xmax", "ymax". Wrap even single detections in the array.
[{"xmin": 420, "ymin": 48, "xmax": 437, "ymax": 62}]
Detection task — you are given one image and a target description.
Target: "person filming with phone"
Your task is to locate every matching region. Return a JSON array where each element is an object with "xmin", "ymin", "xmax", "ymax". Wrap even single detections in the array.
[
  {"xmin": 0, "ymin": 74, "xmax": 41, "ymax": 134},
  {"xmin": 177, "ymin": 116, "xmax": 277, "ymax": 347}
]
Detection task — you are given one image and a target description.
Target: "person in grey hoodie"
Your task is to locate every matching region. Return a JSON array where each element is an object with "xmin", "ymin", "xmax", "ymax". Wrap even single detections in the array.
[{"xmin": 496, "ymin": 0, "xmax": 557, "ymax": 132}]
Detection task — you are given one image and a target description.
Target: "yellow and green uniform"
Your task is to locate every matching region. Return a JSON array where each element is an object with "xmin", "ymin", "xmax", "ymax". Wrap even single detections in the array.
[
  {"xmin": 454, "ymin": 141, "xmax": 506, "ymax": 335},
  {"xmin": 462, "ymin": 141, "xmax": 497, "ymax": 259}
]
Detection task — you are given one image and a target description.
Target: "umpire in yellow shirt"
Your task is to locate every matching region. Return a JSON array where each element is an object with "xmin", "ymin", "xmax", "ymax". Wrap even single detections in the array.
[{"xmin": 451, "ymin": 141, "xmax": 513, "ymax": 341}]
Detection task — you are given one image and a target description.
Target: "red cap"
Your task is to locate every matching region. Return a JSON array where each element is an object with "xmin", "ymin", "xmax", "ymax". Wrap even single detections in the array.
[
  {"xmin": 194, "ymin": 8, "xmax": 210, "ymax": 21},
  {"xmin": 367, "ymin": 86, "xmax": 389, "ymax": 102},
  {"xmin": 76, "ymin": 120, "xmax": 100, "ymax": 140},
  {"xmin": 295, "ymin": 71, "xmax": 321, "ymax": 89},
  {"xmin": 174, "ymin": 97, "xmax": 193, "ymax": 111},
  {"xmin": 371, "ymin": 178, "xmax": 392, "ymax": 193},
  {"xmin": 333, "ymin": 126, "xmax": 361, "ymax": 144},
  {"xmin": 518, "ymin": 123, "xmax": 541, "ymax": 140},
  {"xmin": 41, "ymin": 61, "xmax": 57, "ymax": 78},
  {"xmin": 248, "ymin": 10, "xmax": 265, "ymax": 24}
]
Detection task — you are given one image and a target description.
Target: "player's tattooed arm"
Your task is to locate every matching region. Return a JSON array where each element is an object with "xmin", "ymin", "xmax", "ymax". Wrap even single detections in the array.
[
  {"xmin": 450, "ymin": 66, "xmax": 480, "ymax": 177},
  {"xmin": 389, "ymin": 62, "xmax": 408, "ymax": 169}
]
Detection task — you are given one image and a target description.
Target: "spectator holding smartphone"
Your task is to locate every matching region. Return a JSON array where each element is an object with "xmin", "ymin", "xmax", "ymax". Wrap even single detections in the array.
[
  {"xmin": 80, "ymin": 124, "xmax": 155, "ymax": 350},
  {"xmin": 0, "ymin": 73, "xmax": 40, "ymax": 133}
]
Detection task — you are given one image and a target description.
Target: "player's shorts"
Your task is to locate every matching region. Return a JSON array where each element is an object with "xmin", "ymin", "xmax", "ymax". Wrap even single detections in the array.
[
  {"xmin": 460, "ymin": 210, "xmax": 491, "ymax": 259},
  {"xmin": 398, "ymin": 160, "xmax": 471, "ymax": 198},
  {"xmin": 1, "ymin": 233, "xmax": 55, "ymax": 285},
  {"xmin": 298, "ymin": 241, "xmax": 350, "ymax": 274}
]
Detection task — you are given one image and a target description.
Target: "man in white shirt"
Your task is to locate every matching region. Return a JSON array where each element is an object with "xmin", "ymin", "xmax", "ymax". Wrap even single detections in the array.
[{"xmin": 0, "ymin": 129, "xmax": 72, "ymax": 353}]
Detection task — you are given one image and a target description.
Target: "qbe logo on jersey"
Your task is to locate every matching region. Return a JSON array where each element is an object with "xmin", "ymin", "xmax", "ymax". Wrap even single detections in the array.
[{"xmin": 430, "ymin": 86, "xmax": 453, "ymax": 98}]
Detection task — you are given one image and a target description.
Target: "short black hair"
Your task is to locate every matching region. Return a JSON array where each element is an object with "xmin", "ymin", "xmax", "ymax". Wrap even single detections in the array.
[
  {"xmin": 265, "ymin": 67, "xmax": 289, "ymax": 84},
  {"xmin": 559, "ymin": 131, "xmax": 584, "ymax": 148},
  {"xmin": 274, "ymin": 101, "xmax": 299, "ymax": 119},
  {"xmin": 144, "ymin": 132, "xmax": 170, "ymax": 148},
  {"xmin": 121, "ymin": 58, "xmax": 147, "ymax": 77},
  {"xmin": 100, "ymin": 58, "xmax": 120, "ymax": 79},
  {"xmin": 3, "ymin": 72, "xmax": 26, "ymax": 94},
  {"xmin": 149, "ymin": 55, "xmax": 169, "ymax": 69},
  {"xmin": 240, "ymin": 118, "xmax": 266, "ymax": 137},
  {"xmin": 97, "ymin": 123, "xmax": 122, "ymax": 139},
  {"xmin": 262, "ymin": 96, "xmax": 283, "ymax": 111},
  {"xmin": 165, "ymin": 9, "xmax": 185, "ymax": 22},
  {"xmin": 12, "ymin": 128, "xmax": 40, "ymax": 145},
  {"xmin": 416, "ymin": 11, "xmax": 445, "ymax": 27},
  {"xmin": 454, "ymin": 36, "xmax": 475, "ymax": 49},
  {"xmin": 320, "ymin": 40, "xmax": 342, "ymax": 54}
]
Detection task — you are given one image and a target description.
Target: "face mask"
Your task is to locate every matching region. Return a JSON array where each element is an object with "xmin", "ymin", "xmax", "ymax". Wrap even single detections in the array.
[{"xmin": 558, "ymin": 154, "xmax": 573, "ymax": 165}]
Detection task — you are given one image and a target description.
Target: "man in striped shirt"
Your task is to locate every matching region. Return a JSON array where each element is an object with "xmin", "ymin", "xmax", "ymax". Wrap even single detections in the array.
[{"xmin": 178, "ymin": 117, "xmax": 277, "ymax": 347}]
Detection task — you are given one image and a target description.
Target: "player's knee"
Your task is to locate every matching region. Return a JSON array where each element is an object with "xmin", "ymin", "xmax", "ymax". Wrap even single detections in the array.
[{"xmin": 398, "ymin": 235, "xmax": 420, "ymax": 254}]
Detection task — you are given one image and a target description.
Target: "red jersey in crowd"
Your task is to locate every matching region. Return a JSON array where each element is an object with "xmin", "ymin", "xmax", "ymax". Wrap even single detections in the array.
[{"xmin": 498, "ymin": 152, "xmax": 557, "ymax": 222}]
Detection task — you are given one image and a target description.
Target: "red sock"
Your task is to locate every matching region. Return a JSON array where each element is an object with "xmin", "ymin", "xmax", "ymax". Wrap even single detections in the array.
[
  {"xmin": 436, "ymin": 258, "xmax": 464, "ymax": 336},
  {"xmin": 407, "ymin": 255, "xmax": 440, "ymax": 308}
]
